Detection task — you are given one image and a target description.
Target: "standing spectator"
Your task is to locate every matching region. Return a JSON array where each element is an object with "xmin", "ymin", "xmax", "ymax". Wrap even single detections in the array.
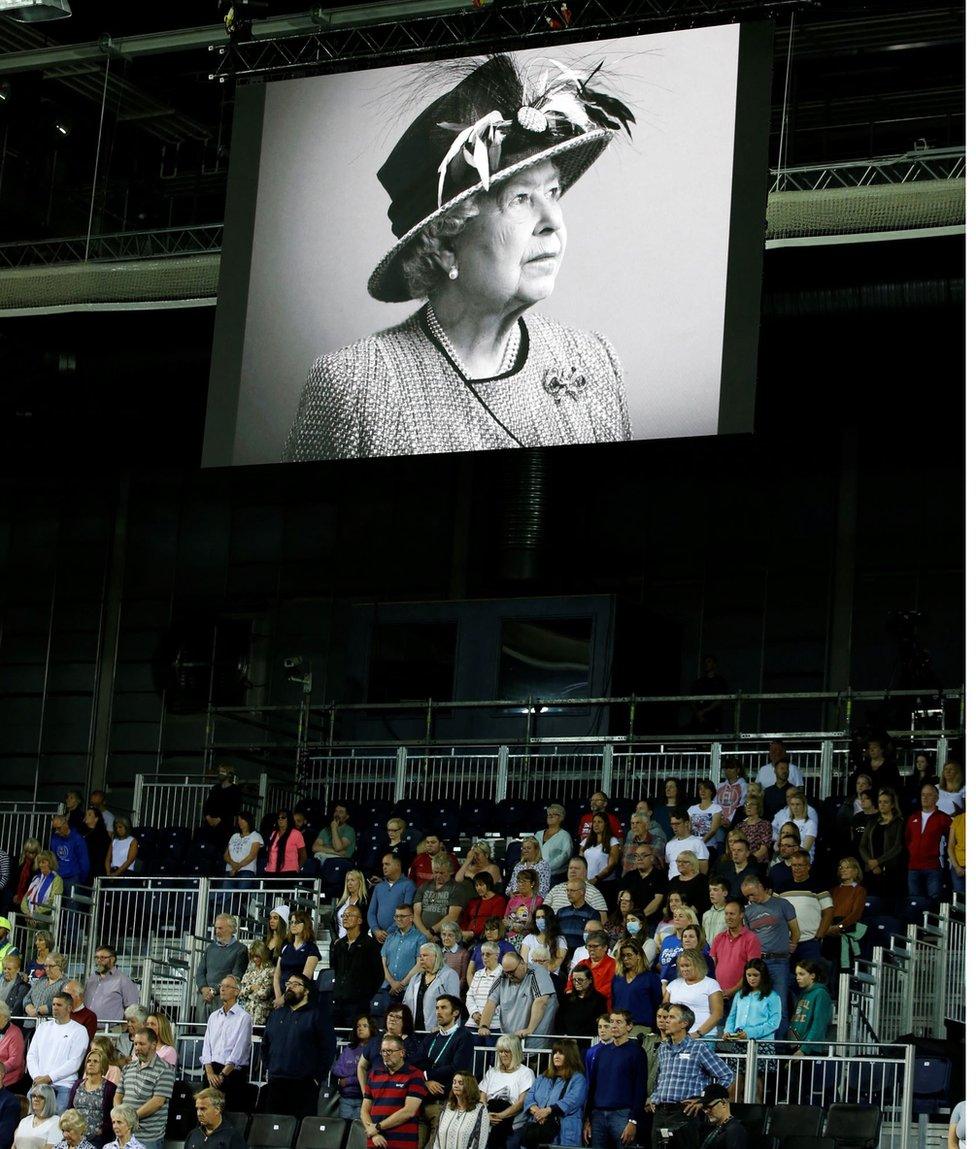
[
  {"xmin": 435, "ymin": 1072, "xmax": 488, "ymax": 1149},
  {"xmin": 621, "ymin": 811, "xmax": 666, "ymax": 875},
  {"xmin": 414, "ymin": 856, "xmax": 467, "ymax": 943},
  {"xmin": 619, "ymin": 844, "xmax": 666, "ymax": 920},
  {"xmin": 27, "ymin": 993, "xmax": 89, "ymax": 1113},
  {"xmin": 332, "ymin": 871, "xmax": 370, "ymax": 939},
  {"xmin": 414, "ymin": 997, "xmax": 475, "ymax": 1148},
  {"xmin": 667, "ymin": 852, "xmax": 711, "ymax": 918},
  {"xmin": 563, "ymin": 931, "xmax": 614, "ymax": 1006},
  {"xmin": 264, "ymin": 812, "xmax": 307, "ymax": 876},
  {"xmin": 381, "ymin": 906, "xmax": 425, "ymax": 1002},
  {"xmin": 116, "ymin": 1031, "xmax": 174, "ymax": 1149},
  {"xmin": 771, "ymin": 791, "xmax": 818, "ymax": 858},
  {"xmin": 62, "ymin": 793, "xmax": 85, "ymax": 835},
  {"xmin": 554, "ymin": 967, "xmax": 606, "ymax": 1042},
  {"xmin": 721, "ymin": 960, "xmax": 781, "ymax": 1099},
  {"xmin": 14, "ymin": 842, "xmax": 41, "ymax": 911},
  {"xmin": 105, "ymin": 821, "xmax": 138, "ymax": 879},
  {"xmin": 716, "ymin": 761, "xmax": 747, "ymax": 828},
  {"xmin": 611, "ymin": 942, "xmax": 661, "ymax": 1032},
  {"xmin": 369, "ymin": 855, "xmax": 417, "ymax": 943},
  {"xmin": 200, "ymin": 977, "xmax": 252, "ymax": 1112},
  {"xmin": 577, "ymin": 794, "xmax": 622, "ymax": 845},
  {"xmin": 261, "ymin": 973, "xmax": 331, "ymax": 1118},
  {"xmin": 184, "ymin": 1088, "xmax": 247, "ymax": 1149},
  {"xmin": 664, "ymin": 813, "xmax": 709, "ymax": 879},
  {"xmin": 333, "ymin": 905, "xmax": 384, "ymax": 1026},
  {"xmin": 62, "ymin": 983, "xmax": 97, "ymax": 1043},
  {"xmin": 196, "ymin": 916, "xmax": 248, "ymax": 1012},
  {"xmin": 87, "ymin": 795, "xmax": 114, "ymax": 836},
  {"xmin": 859, "ymin": 788, "xmax": 905, "ymax": 896},
  {"xmin": 239, "ymin": 942, "xmax": 275, "ymax": 1026},
  {"xmin": 659, "ymin": 924, "xmax": 714, "ymax": 988},
  {"xmin": 534, "ymin": 805, "xmax": 573, "ymax": 877},
  {"xmin": 937, "ymin": 761, "xmax": 966, "ymax": 817},
  {"xmin": 756, "ymin": 742, "xmax": 803, "ymax": 790},
  {"xmin": 83, "ymin": 948, "xmax": 138, "ymax": 1027},
  {"xmin": 710, "ymin": 901, "xmax": 761, "ymax": 1008},
  {"xmin": 25, "ymin": 954, "xmax": 68, "ymax": 1020},
  {"xmin": 460, "ymin": 876, "xmax": 507, "ymax": 946},
  {"xmin": 331, "ymin": 1016, "xmax": 375, "ymax": 1121},
  {"xmin": 203, "ymin": 765, "xmax": 243, "ymax": 835},
  {"xmin": 649, "ymin": 1004, "xmax": 732, "ymax": 1145},
  {"xmin": 357, "ymin": 1005, "xmax": 421, "ymax": 1088},
  {"xmin": 713, "ymin": 837, "xmax": 763, "ymax": 904},
  {"xmin": 0, "ymin": 850, "xmax": 10, "ymax": 915},
  {"xmin": 272, "ymin": 910, "xmax": 320, "ymax": 1007},
  {"xmin": 361, "ymin": 1035, "xmax": 426, "ymax": 1149},
  {"xmin": 0, "ymin": 1001, "xmax": 25, "ymax": 1088},
  {"xmin": 762, "ymin": 759, "xmax": 793, "ymax": 823},
  {"xmin": 768, "ymin": 829, "xmax": 801, "ymax": 893},
  {"xmin": 518, "ymin": 905, "xmax": 567, "ymax": 978},
  {"xmin": 477, "ymin": 955, "xmax": 556, "ymax": 1047},
  {"xmin": 13, "ymin": 1086, "xmax": 61, "ymax": 1149},
  {"xmin": 265, "ymin": 906, "xmax": 289, "ymax": 965},
  {"xmin": 116, "ymin": 1008, "xmax": 149, "ymax": 1063},
  {"xmin": 701, "ymin": 881, "xmax": 729, "ymax": 946},
  {"xmin": 689, "ymin": 781, "xmax": 725, "ymax": 854},
  {"xmin": 779, "ymin": 850, "xmax": 833, "ymax": 967},
  {"xmin": 80, "ymin": 816, "xmax": 110, "ymax": 897},
  {"xmin": 21, "ymin": 854, "xmax": 63, "ymax": 920},
  {"xmin": 652, "ymin": 780, "xmax": 686, "ymax": 844},
  {"xmin": 466, "ymin": 921, "xmax": 515, "ymax": 987},
  {"xmin": 522, "ymin": 1040, "xmax": 586, "ymax": 1149},
  {"xmin": 404, "ymin": 945, "xmax": 459, "ymax": 1034},
  {"xmin": 438, "ymin": 924, "xmax": 468, "ymax": 987},
  {"xmin": 223, "ymin": 813, "xmax": 263, "ymax": 880},
  {"xmin": 904, "ymin": 752, "xmax": 938, "ymax": 813},
  {"xmin": 0, "ymin": 1064, "xmax": 20, "ymax": 1147},
  {"xmin": 662, "ymin": 952, "xmax": 723, "ymax": 1040},
  {"xmin": 0, "ymin": 952, "xmax": 26, "ymax": 1014},
  {"xmin": 545, "ymin": 858, "xmax": 608, "ymax": 923},
  {"xmin": 505, "ymin": 839, "xmax": 551, "ymax": 899},
  {"xmin": 905, "ymin": 784, "xmax": 952, "ymax": 900},
  {"xmin": 861, "ymin": 737, "xmax": 901, "ymax": 792},
  {"xmin": 786, "ymin": 960, "xmax": 832, "ymax": 1056},
  {"xmin": 740, "ymin": 874, "xmax": 799, "ymax": 1039},
  {"xmin": 478, "ymin": 1036, "xmax": 533, "ymax": 1149},
  {"xmin": 583, "ymin": 1011, "xmax": 647, "ymax": 1149},
  {"xmin": 143, "ymin": 1017, "xmax": 176, "ymax": 1070},
  {"xmin": 465, "ymin": 943, "xmax": 502, "ymax": 1034},
  {"xmin": 823, "ymin": 859, "xmax": 867, "ymax": 975},
  {"xmin": 735, "ymin": 796, "xmax": 772, "ymax": 863},
  {"xmin": 49, "ymin": 819, "xmax": 88, "ymax": 893},
  {"xmin": 581, "ymin": 816, "xmax": 621, "ymax": 887},
  {"xmin": 948, "ymin": 807, "xmax": 965, "ymax": 894},
  {"xmin": 502, "ymin": 872, "xmax": 542, "ymax": 949},
  {"xmin": 67, "ymin": 1049, "xmax": 116, "ymax": 1149}
]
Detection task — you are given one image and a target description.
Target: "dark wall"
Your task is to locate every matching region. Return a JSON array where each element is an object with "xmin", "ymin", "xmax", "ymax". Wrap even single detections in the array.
[{"xmin": 0, "ymin": 235, "xmax": 964, "ymax": 805}]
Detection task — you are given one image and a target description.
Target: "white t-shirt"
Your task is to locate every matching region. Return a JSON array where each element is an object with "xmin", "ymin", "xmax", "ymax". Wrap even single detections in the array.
[
  {"xmin": 690, "ymin": 803, "xmax": 724, "ymax": 841},
  {"xmin": 479, "ymin": 1065, "xmax": 535, "ymax": 1127},
  {"xmin": 226, "ymin": 831, "xmax": 263, "ymax": 874},
  {"xmin": 110, "ymin": 837, "xmax": 135, "ymax": 870},
  {"xmin": 771, "ymin": 809, "xmax": 819, "ymax": 852},
  {"xmin": 937, "ymin": 787, "xmax": 965, "ymax": 816},
  {"xmin": 665, "ymin": 834, "xmax": 709, "ymax": 879},
  {"xmin": 756, "ymin": 762, "xmax": 804, "ymax": 789},
  {"xmin": 583, "ymin": 838, "xmax": 620, "ymax": 880},
  {"xmin": 520, "ymin": 932, "xmax": 567, "ymax": 966},
  {"xmin": 13, "ymin": 1114, "xmax": 61, "ymax": 1149},
  {"xmin": 666, "ymin": 975, "xmax": 722, "ymax": 1033}
]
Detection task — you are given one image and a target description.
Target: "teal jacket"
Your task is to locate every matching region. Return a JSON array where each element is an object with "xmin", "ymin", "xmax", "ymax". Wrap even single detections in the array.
[{"xmin": 788, "ymin": 983, "xmax": 832, "ymax": 1054}]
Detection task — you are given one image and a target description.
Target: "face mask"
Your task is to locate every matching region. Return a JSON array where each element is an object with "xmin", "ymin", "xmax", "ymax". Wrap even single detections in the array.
[
  {"xmin": 626, "ymin": 921, "xmax": 641, "ymax": 935},
  {"xmin": 535, "ymin": 918, "xmax": 547, "ymax": 931}
]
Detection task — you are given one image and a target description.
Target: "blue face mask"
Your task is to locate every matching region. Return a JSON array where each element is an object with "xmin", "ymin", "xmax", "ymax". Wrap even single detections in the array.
[
  {"xmin": 626, "ymin": 921, "xmax": 641, "ymax": 936},
  {"xmin": 535, "ymin": 918, "xmax": 547, "ymax": 932}
]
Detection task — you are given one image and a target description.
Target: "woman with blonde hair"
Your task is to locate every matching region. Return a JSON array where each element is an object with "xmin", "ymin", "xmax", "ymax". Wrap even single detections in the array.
[
  {"xmin": 478, "ymin": 1035, "xmax": 534, "ymax": 1149},
  {"xmin": 457, "ymin": 841, "xmax": 502, "ymax": 890},
  {"xmin": 15, "ymin": 839, "xmax": 42, "ymax": 907},
  {"xmin": 51, "ymin": 1108, "xmax": 96, "ymax": 1149},
  {"xmin": 663, "ymin": 950, "xmax": 724, "ymax": 1041},
  {"xmin": 21, "ymin": 853, "xmax": 63, "ymax": 919},
  {"xmin": 88, "ymin": 1038, "xmax": 126, "ymax": 1086},
  {"xmin": 331, "ymin": 869, "xmax": 368, "ymax": 939},
  {"xmin": 240, "ymin": 940, "xmax": 275, "ymax": 1025},
  {"xmin": 68, "ymin": 1049, "xmax": 117, "ymax": 1149},
  {"xmin": 436, "ymin": 1072, "xmax": 489, "ymax": 1149},
  {"xmin": 655, "ymin": 905, "xmax": 698, "ymax": 975},
  {"xmin": 772, "ymin": 790, "xmax": 819, "ymax": 857}
]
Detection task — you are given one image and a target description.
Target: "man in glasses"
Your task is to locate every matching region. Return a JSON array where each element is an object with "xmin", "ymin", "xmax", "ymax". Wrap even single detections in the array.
[
  {"xmin": 362, "ymin": 1036, "xmax": 426, "ymax": 1149},
  {"xmin": 699, "ymin": 1084, "xmax": 747, "ymax": 1149},
  {"xmin": 261, "ymin": 973, "xmax": 331, "ymax": 1119},
  {"xmin": 621, "ymin": 843, "xmax": 667, "ymax": 919},
  {"xmin": 476, "ymin": 953, "xmax": 556, "ymax": 1047}
]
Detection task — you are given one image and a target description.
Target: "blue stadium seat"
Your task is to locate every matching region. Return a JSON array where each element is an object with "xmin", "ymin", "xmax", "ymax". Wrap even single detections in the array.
[
  {"xmin": 911, "ymin": 1054, "xmax": 953, "ymax": 1145},
  {"xmin": 460, "ymin": 799, "xmax": 496, "ymax": 835},
  {"xmin": 824, "ymin": 1103, "xmax": 881, "ymax": 1149}
]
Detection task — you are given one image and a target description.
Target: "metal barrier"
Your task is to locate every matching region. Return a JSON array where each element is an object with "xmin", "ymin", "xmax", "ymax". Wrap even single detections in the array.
[
  {"xmin": 0, "ymin": 802, "xmax": 62, "ymax": 864},
  {"xmin": 8, "ymin": 886, "xmax": 95, "ymax": 980},
  {"xmin": 131, "ymin": 774, "xmax": 270, "ymax": 830},
  {"xmin": 943, "ymin": 896, "xmax": 965, "ymax": 1024}
]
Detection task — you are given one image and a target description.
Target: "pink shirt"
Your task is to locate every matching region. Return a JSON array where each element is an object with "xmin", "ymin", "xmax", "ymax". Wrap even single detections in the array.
[
  {"xmin": 710, "ymin": 926, "xmax": 762, "ymax": 992},
  {"xmin": 266, "ymin": 828, "xmax": 304, "ymax": 873},
  {"xmin": 0, "ymin": 1018, "xmax": 25, "ymax": 1084}
]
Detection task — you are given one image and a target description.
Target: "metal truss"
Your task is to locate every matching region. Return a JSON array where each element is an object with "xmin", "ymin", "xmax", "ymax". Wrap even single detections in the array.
[
  {"xmin": 770, "ymin": 147, "xmax": 966, "ymax": 193},
  {"xmin": 212, "ymin": 0, "xmax": 813, "ymax": 82},
  {"xmin": 0, "ymin": 224, "xmax": 223, "ymax": 270}
]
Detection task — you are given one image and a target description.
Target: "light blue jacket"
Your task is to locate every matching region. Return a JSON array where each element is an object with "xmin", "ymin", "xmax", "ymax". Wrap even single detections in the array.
[
  {"xmin": 725, "ymin": 989, "xmax": 781, "ymax": 1040},
  {"xmin": 523, "ymin": 1071, "xmax": 587, "ymax": 1147}
]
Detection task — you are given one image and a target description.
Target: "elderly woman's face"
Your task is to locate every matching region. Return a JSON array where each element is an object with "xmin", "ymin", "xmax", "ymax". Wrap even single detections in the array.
[{"xmin": 450, "ymin": 162, "xmax": 565, "ymax": 312}]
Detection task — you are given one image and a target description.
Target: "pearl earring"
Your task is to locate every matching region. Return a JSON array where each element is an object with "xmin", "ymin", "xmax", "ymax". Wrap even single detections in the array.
[{"xmin": 448, "ymin": 267, "xmax": 459, "ymax": 280}]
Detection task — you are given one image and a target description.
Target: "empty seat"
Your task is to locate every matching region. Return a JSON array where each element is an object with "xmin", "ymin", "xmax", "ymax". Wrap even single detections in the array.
[
  {"xmin": 346, "ymin": 1121, "xmax": 367, "ymax": 1149},
  {"xmin": 224, "ymin": 1112, "xmax": 249, "ymax": 1137},
  {"xmin": 730, "ymin": 1103, "xmax": 766, "ymax": 1136},
  {"xmin": 781, "ymin": 1138, "xmax": 837, "ymax": 1149},
  {"xmin": 911, "ymin": 1056, "xmax": 953, "ymax": 1147},
  {"xmin": 766, "ymin": 1104, "xmax": 826, "ymax": 1141},
  {"xmin": 823, "ymin": 1103, "xmax": 881, "ymax": 1149},
  {"xmin": 249, "ymin": 1114, "xmax": 298, "ymax": 1149},
  {"xmin": 297, "ymin": 1116, "xmax": 348, "ymax": 1149}
]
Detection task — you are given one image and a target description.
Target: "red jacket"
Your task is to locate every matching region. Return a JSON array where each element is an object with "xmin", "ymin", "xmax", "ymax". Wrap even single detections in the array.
[
  {"xmin": 905, "ymin": 809, "xmax": 952, "ymax": 871},
  {"xmin": 565, "ymin": 952, "xmax": 616, "ymax": 1006},
  {"xmin": 461, "ymin": 894, "xmax": 507, "ymax": 936}
]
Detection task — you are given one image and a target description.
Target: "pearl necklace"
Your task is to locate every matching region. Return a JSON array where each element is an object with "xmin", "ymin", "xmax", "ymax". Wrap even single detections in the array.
[{"xmin": 426, "ymin": 304, "xmax": 520, "ymax": 378}]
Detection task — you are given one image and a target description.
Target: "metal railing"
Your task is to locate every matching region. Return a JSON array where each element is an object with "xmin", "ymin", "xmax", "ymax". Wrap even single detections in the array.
[
  {"xmin": 0, "ymin": 224, "xmax": 223, "ymax": 269},
  {"xmin": 7, "ymin": 887, "xmax": 94, "ymax": 980},
  {"xmin": 0, "ymin": 802, "xmax": 63, "ymax": 865},
  {"xmin": 131, "ymin": 773, "xmax": 272, "ymax": 829}
]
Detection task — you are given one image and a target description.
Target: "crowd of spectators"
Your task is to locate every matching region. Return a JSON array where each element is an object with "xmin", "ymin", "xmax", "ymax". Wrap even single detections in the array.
[{"xmin": 0, "ymin": 739, "xmax": 964, "ymax": 1149}]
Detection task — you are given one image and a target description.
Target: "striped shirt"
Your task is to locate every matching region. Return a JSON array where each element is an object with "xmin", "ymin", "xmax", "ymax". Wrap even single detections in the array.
[
  {"xmin": 365, "ymin": 1065, "xmax": 427, "ymax": 1149},
  {"xmin": 119, "ymin": 1054, "xmax": 176, "ymax": 1140}
]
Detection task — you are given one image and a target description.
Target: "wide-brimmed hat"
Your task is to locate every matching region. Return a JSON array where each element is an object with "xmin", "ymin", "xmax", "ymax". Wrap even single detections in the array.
[{"xmin": 368, "ymin": 54, "xmax": 635, "ymax": 303}]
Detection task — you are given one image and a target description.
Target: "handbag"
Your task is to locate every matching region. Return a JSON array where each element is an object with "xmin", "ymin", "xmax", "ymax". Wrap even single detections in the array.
[{"xmin": 519, "ymin": 1077, "xmax": 566, "ymax": 1148}]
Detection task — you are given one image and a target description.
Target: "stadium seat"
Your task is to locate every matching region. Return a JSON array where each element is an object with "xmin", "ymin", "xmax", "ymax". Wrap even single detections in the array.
[
  {"xmin": 249, "ymin": 1114, "xmax": 298, "ymax": 1149},
  {"xmin": 459, "ymin": 799, "xmax": 496, "ymax": 835},
  {"xmin": 911, "ymin": 1055, "xmax": 953, "ymax": 1146},
  {"xmin": 502, "ymin": 838, "xmax": 523, "ymax": 881},
  {"xmin": 297, "ymin": 1116, "xmax": 348, "ymax": 1149},
  {"xmin": 225, "ymin": 1112, "xmax": 249, "ymax": 1137},
  {"xmin": 730, "ymin": 1103, "xmax": 766, "ymax": 1136},
  {"xmin": 346, "ymin": 1121, "xmax": 366, "ymax": 1149},
  {"xmin": 496, "ymin": 798, "xmax": 531, "ymax": 833},
  {"xmin": 766, "ymin": 1104, "xmax": 826, "ymax": 1141},
  {"xmin": 824, "ymin": 1103, "xmax": 881, "ymax": 1149},
  {"xmin": 859, "ymin": 915, "xmax": 903, "ymax": 953}
]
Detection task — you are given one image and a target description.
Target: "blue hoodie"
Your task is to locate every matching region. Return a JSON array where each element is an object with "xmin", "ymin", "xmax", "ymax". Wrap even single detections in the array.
[{"xmin": 50, "ymin": 828, "xmax": 89, "ymax": 884}]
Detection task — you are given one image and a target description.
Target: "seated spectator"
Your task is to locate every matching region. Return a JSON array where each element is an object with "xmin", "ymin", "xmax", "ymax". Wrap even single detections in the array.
[
  {"xmin": 662, "ymin": 951, "xmax": 724, "ymax": 1040},
  {"xmin": 949, "ymin": 807, "xmax": 965, "ymax": 894},
  {"xmin": 101, "ymin": 1105, "xmax": 142, "ymax": 1149},
  {"xmin": 664, "ymin": 812, "xmax": 709, "ymax": 879},
  {"xmin": 461, "ymin": 875, "xmax": 507, "ymax": 945},
  {"xmin": 771, "ymin": 790, "xmax": 818, "ymax": 857},
  {"xmin": 477, "ymin": 955, "xmax": 557, "ymax": 1047},
  {"xmin": 381, "ymin": 904, "xmax": 425, "ymax": 999},
  {"xmin": 768, "ymin": 829, "xmax": 801, "ymax": 893},
  {"xmin": 105, "ymin": 819, "xmax": 138, "ymax": 879},
  {"xmin": 906, "ymin": 784, "xmax": 953, "ymax": 901},
  {"xmin": 478, "ymin": 1035, "xmax": 534, "ymax": 1149},
  {"xmin": 80, "ymin": 815, "xmax": 110, "ymax": 894},
  {"xmin": 667, "ymin": 851, "xmax": 710, "ymax": 918},
  {"xmin": 404, "ymin": 944, "xmax": 460, "ymax": 1033},
  {"xmin": 311, "ymin": 802, "xmax": 357, "ymax": 864},
  {"xmin": 466, "ymin": 920, "xmax": 515, "ymax": 986},
  {"xmin": 272, "ymin": 909, "xmax": 319, "ymax": 1008},
  {"xmin": 716, "ymin": 760, "xmax": 747, "ymax": 827},
  {"xmin": 264, "ymin": 811, "xmax": 307, "ymax": 876},
  {"xmin": 522, "ymin": 1040, "xmax": 587, "ymax": 1149},
  {"xmin": 859, "ymin": 787, "xmax": 905, "ymax": 895},
  {"xmin": 734, "ymin": 796, "xmax": 773, "ymax": 863},
  {"xmin": 186, "ymin": 1089, "xmax": 247, "ymax": 1149},
  {"xmin": 264, "ymin": 906, "xmax": 289, "ymax": 965},
  {"xmin": 713, "ymin": 836, "xmax": 764, "ymax": 903},
  {"xmin": 433, "ymin": 1071, "xmax": 487, "ymax": 1149},
  {"xmin": 620, "ymin": 810, "xmax": 666, "ymax": 875},
  {"xmin": 534, "ymin": 805, "xmax": 573, "ymax": 877},
  {"xmin": 331, "ymin": 870, "xmax": 369, "ymax": 938},
  {"xmin": 465, "ymin": 943, "xmax": 503, "ymax": 1034},
  {"xmin": 196, "ymin": 914, "xmax": 248, "ymax": 1012},
  {"xmin": 439, "ymin": 922, "xmax": 469, "ymax": 986},
  {"xmin": 415, "ymin": 854, "xmax": 467, "ymax": 943},
  {"xmin": 619, "ymin": 843, "xmax": 666, "ymax": 921},
  {"xmin": 577, "ymin": 793, "xmax": 622, "ymax": 843},
  {"xmin": 652, "ymin": 779, "xmax": 686, "ymax": 843},
  {"xmin": 27, "ymin": 993, "xmax": 89, "ymax": 1112},
  {"xmin": 68, "ymin": 1049, "xmax": 117, "ymax": 1149},
  {"xmin": 904, "ymin": 752, "xmax": 938, "ymax": 813},
  {"xmin": 554, "ymin": 966, "xmax": 606, "ymax": 1040},
  {"xmin": 21, "ymin": 853, "xmax": 62, "ymax": 920},
  {"xmin": 609, "ymin": 908, "xmax": 656, "ymax": 968},
  {"xmin": 144, "ymin": 1015, "xmax": 177, "ymax": 1069},
  {"xmin": 786, "ymin": 959, "xmax": 832, "ymax": 1054},
  {"xmin": 701, "ymin": 879, "xmax": 728, "ymax": 946},
  {"xmin": 49, "ymin": 817, "xmax": 88, "ymax": 892},
  {"xmin": 24, "ymin": 953, "xmax": 67, "ymax": 1020},
  {"xmin": 456, "ymin": 842, "xmax": 502, "ymax": 891},
  {"xmin": 223, "ymin": 812, "xmax": 262, "ymax": 880},
  {"xmin": 544, "ymin": 857, "xmax": 608, "ymax": 922},
  {"xmin": 659, "ymin": 923, "xmax": 714, "ymax": 988},
  {"xmin": 506, "ymin": 838, "xmax": 551, "ymax": 898},
  {"xmin": 53, "ymin": 1110, "xmax": 98, "ymax": 1149},
  {"xmin": 83, "ymin": 947, "xmax": 138, "ymax": 1027},
  {"xmin": 581, "ymin": 815, "xmax": 621, "ymax": 886},
  {"xmin": 116, "ymin": 1028, "xmax": 175, "ymax": 1149},
  {"xmin": 367, "ymin": 854, "xmax": 416, "ymax": 943},
  {"xmin": 938, "ymin": 760, "xmax": 966, "ymax": 816},
  {"xmin": 756, "ymin": 741, "xmax": 804, "ymax": 790},
  {"xmin": 563, "ymin": 929, "xmax": 614, "ymax": 1006},
  {"xmin": 0, "ymin": 1001, "xmax": 24, "ymax": 1088},
  {"xmin": 780, "ymin": 851, "xmax": 833, "ymax": 965},
  {"xmin": 239, "ymin": 941, "xmax": 275, "ymax": 1026},
  {"xmin": 611, "ymin": 941, "xmax": 661, "ymax": 1032},
  {"xmin": 14, "ymin": 1086, "xmax": 61, "ymax": 1149},
  {"xmin": 709, "ymin": 901, "xmax": 761, "ymax": 1005},
  {"xmin": 689, "ymin": 780, "xmax": 725, "ymax": 855},
  {"xmin": 331, "ymin": 1015, "xmax": 375, "ymax": 1120},
  {"xmin": 503, "ymin": 871, "xmax": 542, "ymax": 947},
  {"xmin": 0, "ymin": 956, "xmax": 28, "ymax": 1017},
  {"xmin": 357, "ymin": 1004, "xmax": 421, "ymax": 1087},
  {"xmin": 408, "ymin": 834, "xmax": 459, "ymax": 887},
  {"xmin": 62, "ymin": 982, "xmax": 97, "ymax": 1042}
]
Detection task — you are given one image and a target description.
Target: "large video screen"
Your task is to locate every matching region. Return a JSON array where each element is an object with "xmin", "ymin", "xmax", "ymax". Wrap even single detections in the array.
[{"xmin": 203, "ymin": 22, "xmax": 771, "ymax": 466}]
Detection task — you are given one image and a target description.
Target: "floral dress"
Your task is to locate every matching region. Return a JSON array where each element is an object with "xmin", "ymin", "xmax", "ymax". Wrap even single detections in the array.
[{"xmin": 239, "ymin": 962, "xmax": 275, "ymax": 1026}]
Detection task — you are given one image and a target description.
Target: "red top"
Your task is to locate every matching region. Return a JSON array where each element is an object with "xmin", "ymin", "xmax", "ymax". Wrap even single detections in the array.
[
  {"xmin": 71, "ymin": 1006, "xmax": 99, "ymax": 1041},
  {"xmin": 577, "ymin": 812, "xmax": 623, "ymax": 842},
  {"xmin": 365, "ymin": 1064, "xmax": 427, "ymax": 1149},
  {"xmin": 905, "ymin": 809, "xmax": 952, "ymax": 870},
  {"xmin": 461, "ymin": 893, "xmax": 507, "ymax": 936},
  {"xmin": 408, "ymin": 851, "xmax": 459, "ymax": 886},
  {"xmin": 565, "ymin": 951, "xmax": 616, "ymax": 1006}
]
